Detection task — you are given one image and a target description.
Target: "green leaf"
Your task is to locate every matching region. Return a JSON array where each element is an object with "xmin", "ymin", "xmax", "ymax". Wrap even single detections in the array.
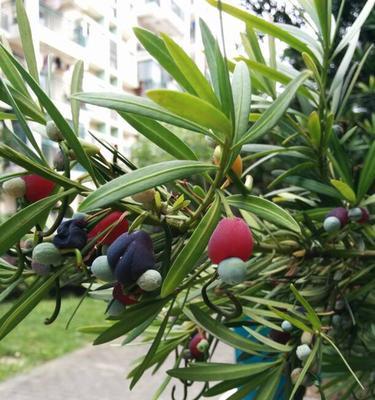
[
  {"xmin": 337, "ymin": 45, "xmax": 373, "ymax": 118},
  {"xmin": 254, "ymin": 363, "xmax": 283, "ymax": 400},
  {"xmin": 15, "ymin": 0, "xmax": 39, "ymax": 83},
  {"xmin": 307, "ymin": 111, "xmax": 321, "ymax": 148},
  {"xmin": 147, "ymin": 90, "xmax": 232, "ymax": 140},
  {"xmin": 0, "ymin": 189, "xmax": 76, "ymax": 256},
  {"xmin": 269, "ymin": 306, "xmax": 313, "ymax": 333},
  {"xmin": 314, "ymin": 0, "xmax": 331, "ymax": 47},
  {"xmin": 0, "ymin": 144, "xmax": 85, "ymax": 190},
  {"xmin": 207, "ymin": 0, "xmax": 314, "ymax": 58},
  {"xmin": 199, "ymin": 18, "xmax": 234, "ymax": 119},
  {"xmin": 268, "ymin": 161, "xmax": 315, "ymax": 189},
  {"xmin": 0, "ymin": 44, "xmax": 96, "ymax": 180},
  {"xmin": 284, "ymin": 176, "xmax": 342, "ymax": 199},
  {"xmin": 330, "ymin": 180, "xmax": 356, "ymax": 204},
  {"xmin": 0, "ymin": 85, "xmax": 45, "ymax": 123},
  {"xmin": 0, "ymin": 41, "xmax": 29, "ymax": 96},
  {"xmin": 333, "ymin": 0, "xmax": 375, "ymax": 57},
  {"xmin": 236, "ymin": 71, "xmax": 311, "ymax": 146},
  {"xmin": 70, "ymin": 60, "xmax": 84, "ymax": 133},
  {"xmin": 289, "ymin": 338, "xmax": 320, "ymax": 400},
  {"xmin": 73, "ymin": 92, "xmax": 206, "ymax": 134},
  {"xmin": 238, "ymin": 58, "xmax": 314, "ymax": 100},
  {"xmin": 357, "ymin": 141, "xmax": 375, "ymax": 201},
  {"xmin": 187, "ymin": 304, "xmax": 269, "ymax": 355},
  {"xmin": 161, "ymin": 195, "xmax": 221, "ymax": 297},
  {"xmin": 244, "ymin": 326, "xmax": 292, "ymax": 352},
  {"xmin": 79, "ymin": 160, "xmax": 217, "ymax": 212},
  {"xmin": 130, "ymin": 304, "xmax": 172, "ymax": 388},
  {"xmin": 329, "ymin": 132, "xmax": 353, "ymax": 186},
  {"xmin": 290, "ymin": 284, "xmax": 321, "ymax": 330},
  {"xmin": 120, "ymin": 113, "xmax": 197, "ymax": 160},
  {"xmin": 168, "ymin": 360, "xmax": 279, "ymax": 382},
  {"xmin": 161, "ymin": 33, "xmax": 219, "ymax": 108},
  {"xmin": 0, "ymin": 78, "xmax": 46, "ymax": 164},
  {"xmin": 232, "ymin": 61, "xmax": 251, "ymax": 142},
  {"xmin": 227, "ymin": 194, "xmax": 301, "ymax": 233},
  {"xmin": 133, "ymin": 27, "xmax": 196, "ymax": 95},
  {"xmin": 94, "ymin": 299, "xmax": 168, "ymax": 345},
  {"xmin": 0, "ymin": 266, "xmax": 69, "ymax": 341}
]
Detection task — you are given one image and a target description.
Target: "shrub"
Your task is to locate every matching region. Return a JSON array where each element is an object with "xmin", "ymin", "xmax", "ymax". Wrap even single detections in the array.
[{"xmin": 0, "ymin": 0, "xmax": 374, "ymax": 399}]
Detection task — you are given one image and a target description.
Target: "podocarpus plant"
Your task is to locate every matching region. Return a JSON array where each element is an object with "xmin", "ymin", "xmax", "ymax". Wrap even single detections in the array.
[{"xmin": 0, "ymin": 0, "xmax": 374, "ymax": 399}]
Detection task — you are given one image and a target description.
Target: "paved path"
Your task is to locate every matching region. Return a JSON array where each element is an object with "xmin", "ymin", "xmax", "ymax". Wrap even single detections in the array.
[
  {"xmin": 0, "ymin": 342, "xmax": 319, "ymax": 399},
  {"xmin": 0, "ymin": 342, "xmax": 234, "ymax": 400}
]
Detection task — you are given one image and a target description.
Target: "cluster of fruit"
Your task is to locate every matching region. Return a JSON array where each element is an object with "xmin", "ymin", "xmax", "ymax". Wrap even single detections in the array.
[{"xmin": 323, "ymin": 206, "xmax": 369, "ymax": 232}]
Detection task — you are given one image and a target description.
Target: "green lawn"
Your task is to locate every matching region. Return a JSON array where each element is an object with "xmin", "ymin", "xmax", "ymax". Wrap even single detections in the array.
[{"xmin": 0, "ymin": 296, "xmax": 106, "ymax": 381}]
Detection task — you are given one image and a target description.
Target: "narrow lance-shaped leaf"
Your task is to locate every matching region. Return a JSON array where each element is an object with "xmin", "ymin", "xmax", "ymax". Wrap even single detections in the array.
[
  {"xmin": 0, "ymin": 144, "xmax": 86, "ymax": 190},
  {"xmin": 0, "ymin": 189, "xmax": 77, "ymax": 256},
  {"xmin": 290, "ymin": 284, "xmax": 321, "ymax": 330},
  {"xmin": 330, "ymin": 180, "xmax": 356, "ymax": 204},
  {"xmin": 15, "ymin": 0, "xmax": 39, "ymax": 83},
  {"xmin": 120, "ymin": 113, "xmax": 197, "ymax": 161},
  {"xmin": 0, "ymin": 78, "xmax": 46, "ymax": 165},
  {"xmin": 0, "ymin": 39, "xmax": 29, "ymax": 96},
  {"xmin": 147, "ymin": 89, "xmax": 232, "ymax": 140},
  {"xmin": 307, "ymin": 111, "xmax": 321, "ymax": 148},
  {"xmin": 79, "ymin": 160, "xmax": 217, "ymax": 212},
  {"xmin": 207, "ymin": 0, "xmax": 315, "ymax": 59},
  {"xmin": 161, "ymin": 33, "xmax": 220, "ymax": 108},
  {"xmin": 93, "ymin": 299, "xmax": 168, "ymax": 345},
  {"xmin": 161, "ymin": 195, "xmax": 221, "ymax": 297},
  {"xmin": 129, "ymin": 303, "xmax": 173, "ymax": 388},
  {"xmin": 235, "ymin": 71, "xmax": 311, "ymax": 147},
  {"xmin": 227, "ymin": 194, "xmax": 301, "ymax": 233},
  {"xmin": 199, "ymin": 18, "xmax": 234, "ymax": 119},
  {"xmin": 168, "ymin": 360, "xmax": 280, "ymax": 382},
  {"xmin": 333, "ymin": 0, "xmax": 375, "ymax": 57},
  {"xmin": 73, "ymin": 92, "xmax": 206, "ymax": 134},
  {"xmin": 133, "ymin": 27, "xmax": 196, "ymax": 95},
  {"xmin": 232, "ymin": 61, "xmax": 251, "ymax": 142},
  {"xmin": 0, "ymin": 44, "xmax": 96, "ymax": 180},
  {"xmin": 357, "ymin": 140, "xmax": 375, "ymax": 201},
  {"xmin": 187, "ymin": 305, "xmax": 270, "ymax": 355},
  {"xmin": 0, "ymin": 265, "xmax": 71, "ymax": 341},
  {"xmin": 70, "ymin": 60, "xmax": 84, "ymax": 133}
]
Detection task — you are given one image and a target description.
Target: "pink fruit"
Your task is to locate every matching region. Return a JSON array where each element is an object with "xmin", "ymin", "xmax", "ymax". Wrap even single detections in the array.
[
  {"xmin": 208, "ymin": 217, "xmax": 253, "ymax": 264},
  {"xmin": 22, "ymin": 175, "xmax": 55, "ymax": 202}
]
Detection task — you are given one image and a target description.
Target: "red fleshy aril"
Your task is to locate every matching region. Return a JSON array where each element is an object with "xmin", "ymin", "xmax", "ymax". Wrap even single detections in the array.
[
  {"xmin": 88, "ymin": 211, "xmax": 129, "ymax": 245},
  {"xmin": 22, "ymin": 175, "xmax": 55, "ymax": 202},
  {"xmin": 112, "ymin": 282, "xmax": 139, "ymax": 305},
  {"xmin": 208, "ymin": 217, "xmax": 253, "ymax": 264}
]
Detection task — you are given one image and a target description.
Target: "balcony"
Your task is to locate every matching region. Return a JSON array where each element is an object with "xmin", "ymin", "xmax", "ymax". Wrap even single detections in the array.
[
  {"xmin": 39, "ymin": 2, "xmax": 108, "ymax": 69},
  {"xmin": 0, "ymin": 1, "xmax": 22, "ymax": 42},
  {"xmin": 136, "ymin": 0, "xmax": 187, "ymax": 36},
  {"xmin": 58, "ymin": 0, "xmax": 106, "ymax": 21}
]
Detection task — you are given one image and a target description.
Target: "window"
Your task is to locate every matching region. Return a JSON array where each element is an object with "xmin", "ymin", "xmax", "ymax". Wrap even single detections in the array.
[
  {"xmin": 110, "ymin": 40, "xmax": 118, "ymax": 69},
  {"xmin": 138, "ymin": 59, "xmax": 171, "ymax": 91}
]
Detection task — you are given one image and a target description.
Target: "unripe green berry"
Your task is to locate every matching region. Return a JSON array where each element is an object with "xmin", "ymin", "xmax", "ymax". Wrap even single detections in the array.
[
  {"xmin": 2, "ymin": 177, "xmax": 26, "ymax": 198},
  {"xmin": 196, "ymin": 339, "xmax": 209, "ymax": 353},
  {"xmin": 217, "ymin": 257, "xmax": 247, "ymax": 285},
  {"xmin": 296, "ymin": 344, "xmax": 311, "ymax": 361},
  {"xmin": 323, "ymin": 216, "xmax": 341, "ymax": 232},
  {"xmin": 46, "ymin": 120, "xmax": 64, "ymax": 142},
  {"xmin": 137, "ymin": 269, "xmax": 162, "ymax": 292},
  {"xmin": 281, "ymin": 320, "xmax": 293, "ymax": 332},
  {"xmin": 348, "ymin": 207, "xmax": 362, "ymax": 221},
  {"xmin": 32, "ymin": 242, "xmax": 62, "ymax": 266},
  {"xmin": 91, "ymin": 255, "xmax": 114, "ymax": 282}
]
